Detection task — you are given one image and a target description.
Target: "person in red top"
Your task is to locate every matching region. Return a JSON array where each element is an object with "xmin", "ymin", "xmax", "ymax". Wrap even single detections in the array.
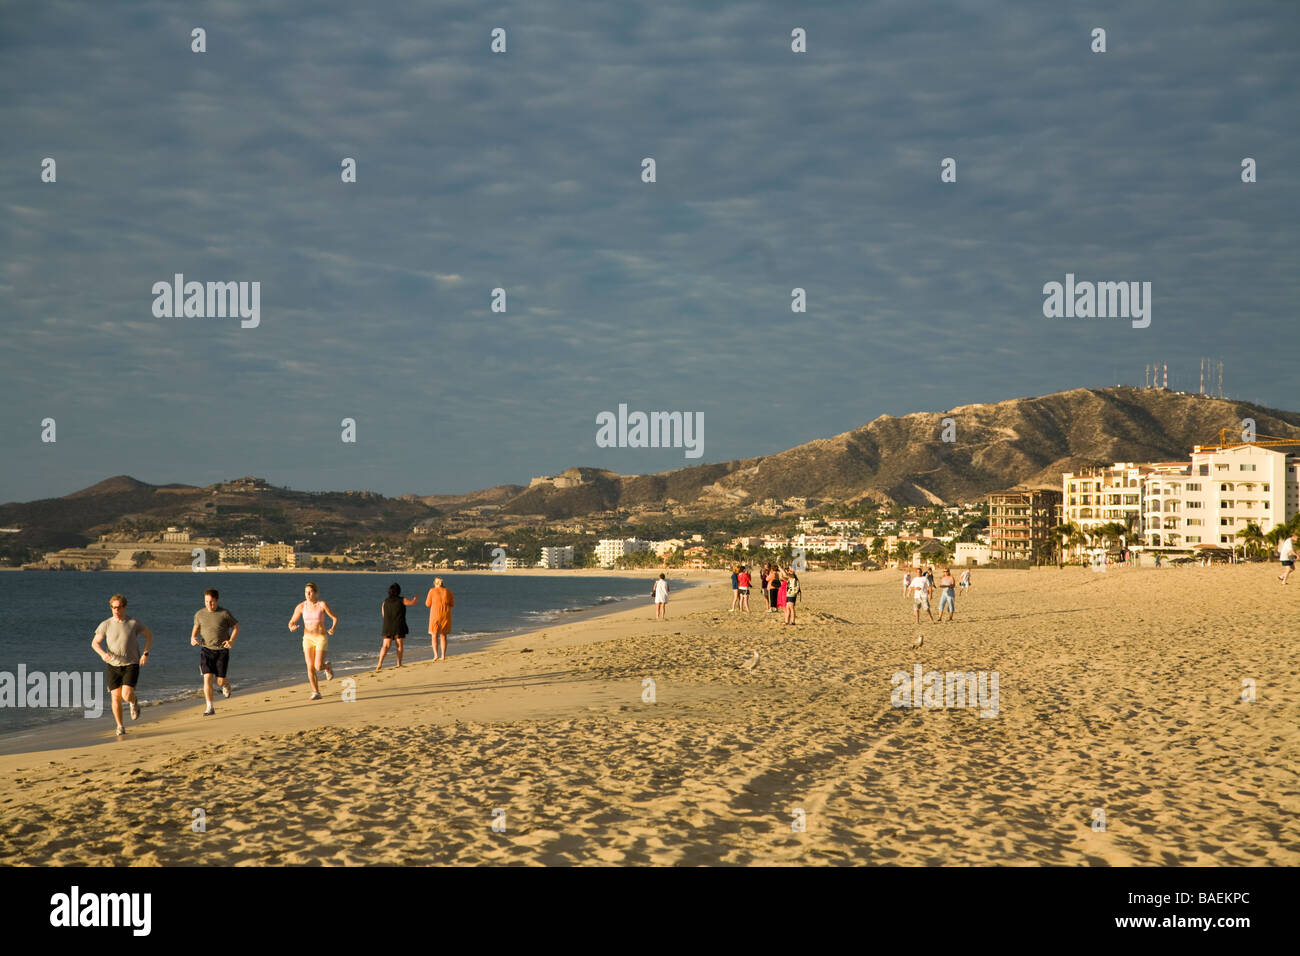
[{"xmin": 736, "ymin": 566, "xmax": 752, "ymax": 612}]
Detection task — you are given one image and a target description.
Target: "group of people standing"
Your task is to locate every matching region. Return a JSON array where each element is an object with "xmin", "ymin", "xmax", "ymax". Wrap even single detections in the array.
[
  {"xmin": 903, "ymin": 567, "xmax": 970, "ymax": 644},
  {"xmin": 728, "ymin": 564, "xmax": 802, "ymax": 624},
  {"xmin": 89, "ymin": 578, "xmax": 457, "ymax": 737}
]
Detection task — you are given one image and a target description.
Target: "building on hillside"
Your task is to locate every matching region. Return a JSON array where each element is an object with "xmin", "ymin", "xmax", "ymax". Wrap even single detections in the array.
[
  {"xmin": 537, "ymin": 546, "xmax": 575, "ymax": 569},
  {"xmin": 987, "ymin": 488, "xmax": 1063, "ymax": 565},
  {"xmin": 162, "ymin": 527, "xmax": 191, "ymax": 543}
]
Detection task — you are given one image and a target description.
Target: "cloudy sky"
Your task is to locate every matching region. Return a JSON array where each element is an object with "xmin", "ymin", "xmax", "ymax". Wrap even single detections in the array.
[{"xmin": 1, "ymin": 0, "xmax": 1296, "ymax": 503}]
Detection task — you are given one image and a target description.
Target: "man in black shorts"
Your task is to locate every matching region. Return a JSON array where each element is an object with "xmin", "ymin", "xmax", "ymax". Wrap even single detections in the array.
[
  {"xmin": 191, "ymin": 588, "xmax": 239, "ymax": 716},
  {"xmin": 91, "ymin": 593, "xmax": 154, "ymax": 737}
]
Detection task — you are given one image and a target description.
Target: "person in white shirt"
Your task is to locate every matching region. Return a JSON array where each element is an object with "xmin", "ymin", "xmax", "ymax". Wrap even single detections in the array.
[
  {"xmin": 1278, "ymin": 535, "xmax": 1297, "ymax": 584},
  {"xmin": 653, "ymin": 573, "xmax": 670, "ymax": 619},
  {"xmin": 910, "ymin": 571, "xmax": 934, "ymax": 640}
]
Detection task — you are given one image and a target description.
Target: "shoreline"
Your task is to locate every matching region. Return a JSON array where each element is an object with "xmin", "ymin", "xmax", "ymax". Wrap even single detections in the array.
[{"xmin": 0, "ymin": 579, "xmax": 706, "ymax": 757}]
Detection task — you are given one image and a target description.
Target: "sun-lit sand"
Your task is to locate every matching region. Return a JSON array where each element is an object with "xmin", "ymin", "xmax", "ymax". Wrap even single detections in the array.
[{"xmin": 2, "ymin": 566, "xmax": 1297, "ymax": 865}]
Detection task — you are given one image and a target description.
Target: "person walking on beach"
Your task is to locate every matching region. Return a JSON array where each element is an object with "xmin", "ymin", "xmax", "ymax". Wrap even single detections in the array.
[
  {"xmin": 767, "ymin": 565, "xmax": 780, "ymax": 612},
  {"xmin": 377, "ymin": 583, "xmax": 418, "ymax": 670},
  {"xmin": 737, "ymin": 565, "xmax": 751, "ymax": 612},
  {"xmin": 903, "ymin": 569, "xmax": 913, "ymax": 597},
  {"xmin": 653, "ymin": 573, "xmax": 670, "ymax": 619},
  {"xmin": 959, "ymin": 568, "xmax": 972, "ymax": 593},
  {"xmin": 288, "ymin": 582, "xmax": 337, "ymax": 700},
  {"xmin": 729, "ymin": 565, "xmax": 740, "ymax": 612},
  {"xmin": 425, "ymin": 577, "xmax": 455, "ymax": 660},
  {"xmin": 190, "ymin": 588, "xmax": 238, "ymax": 715},
  {"xmin": 937, "ymin": 568, "xmax": 957, "ymax": 622},
  {"xmin": 910, "ymin": 570, "xmax": 934, "ymax": 639},
  {"xmin": 1279, "ymin": 534, "xmax": 1297, "ymax": 584},
  {"xmin": 90, "ymin": 594, "xmax": 154, "ymax": 737},
  {"xmin": 782, "ymin": 568, "xmax": 800, "ymax": 625}
]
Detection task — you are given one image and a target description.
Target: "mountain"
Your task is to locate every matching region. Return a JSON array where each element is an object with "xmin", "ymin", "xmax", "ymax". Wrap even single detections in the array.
[
  {"xmin": 472, "ymin": 386, "xmax": 1300, "ymax": 515},
  {"xmin": 3, "ymin": 387, "xmax": 1298, "ymax": 551}
]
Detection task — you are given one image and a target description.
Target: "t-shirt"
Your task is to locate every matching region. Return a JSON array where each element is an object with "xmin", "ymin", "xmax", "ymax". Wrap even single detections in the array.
[
  {"xmin": 910, "ymin": 577, "xmax": 931, "ymax": 600},
  {"xmin": 1281, "ymin": 540, "xmax": 1296, "ymax": 562},
  {"xmin": 95, "ymin": 617, "xmax": 145, "ymax": 666},
  {"xmin": 653, "ymin": 579, "xmax": 669, "ymax": 602},
  {"xmin": 193, "ymin": 607, "xmax": 238, "ymax": 649},
  {"xmin": 737, "ymin": 572, "xmax": 751, "ymax": 588},
  {"xmin": 730, "ymin": 572, "xmax": 739, "ymax": 589}
]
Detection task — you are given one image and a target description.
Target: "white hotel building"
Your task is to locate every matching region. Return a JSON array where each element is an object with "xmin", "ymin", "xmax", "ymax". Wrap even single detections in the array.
[
  {"xmin": 537, "ymin": 546, "xmax": 575, "ymax": 569},
  {"xmin": 595, "ymin": 538, "xmax": 649, "ymax": 568},
  {"xmin": 1064, "ymin": 445, "xmax": 1299, "ymax": 555}
]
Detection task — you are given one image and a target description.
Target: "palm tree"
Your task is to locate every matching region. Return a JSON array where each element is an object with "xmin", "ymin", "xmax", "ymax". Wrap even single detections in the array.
[
  {"xmin": 1236, "ymin": 523, "xmax": 1265, "ymax": 560},
  {"xmin": 1265, "ymin": 523, "xmax": 1289, "ymax": 555},
  {"xmin": 1052, "ymin": 522, "xmax": 1074, "ymax": 559}
]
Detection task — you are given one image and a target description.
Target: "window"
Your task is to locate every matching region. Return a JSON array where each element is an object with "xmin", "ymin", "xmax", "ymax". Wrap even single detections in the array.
[
  {"xmin": 1220, "ymin": 484, "xmax": 1230, "ymax": 491},
  {"xmin": 1263, "ymin": 484, "xmax": 1269, "ymax": 492},
  {"xmin": 1186, "ymin": 518, "xmax": 1202, "ymax": 526},
  {"xmin": 1186, "ymin": 501, "xmax": 1202, "ymax": 509},
  {"xmin": 1240, "ymin": 464, "xmax": 1256, "ymax": 471},
  {"xmin": 1186, "ymin": 482, "xmax": 1200, "ymax": 491},
  {"xmin": 1186, "ymin": 536, "xmax": 1201, "ymax": 544},
  {"xmin": 1221, "ymin": 535, "xmax": 1231, "ymax": 544},
  {"xmin": 1221, "ymin": 501, "xmax": 1233, "ymax": 509},
  {"xmin": 1221, "ymin": 518, "xmax": 1231, "ymax": 526}
]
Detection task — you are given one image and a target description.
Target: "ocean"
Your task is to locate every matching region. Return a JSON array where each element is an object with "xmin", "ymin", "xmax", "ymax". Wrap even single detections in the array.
[{"xmin": 0, "ymin": 570, "xmax": 676, "ymax": 734}]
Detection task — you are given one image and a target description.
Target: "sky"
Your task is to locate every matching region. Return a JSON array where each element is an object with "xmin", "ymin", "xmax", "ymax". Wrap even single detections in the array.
[{"xmin": 1, "ymin": 0, "xmax": 1297, "ymax": 503}]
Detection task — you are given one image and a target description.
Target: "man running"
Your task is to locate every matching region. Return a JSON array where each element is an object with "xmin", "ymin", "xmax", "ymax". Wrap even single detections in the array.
[
  {"xmin": 1279, "ymin": 534, "xmax": 1297, "ymax": 584},
  {"xmin": 191, "ymin": 588, "xmax": 238, "ymax": 715},
  {"xmin": 90, "ymin": 594, "xmax": 154, "ymax": 737}
]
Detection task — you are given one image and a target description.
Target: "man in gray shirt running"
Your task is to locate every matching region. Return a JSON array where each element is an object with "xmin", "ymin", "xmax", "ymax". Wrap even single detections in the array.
[
  {"xmin": 90, "ymin": 593, "xmax": 154, "ymax": 737},
  {"xmin": 191, "ymin": 588, "xmax": 239, "ymax": 716}
]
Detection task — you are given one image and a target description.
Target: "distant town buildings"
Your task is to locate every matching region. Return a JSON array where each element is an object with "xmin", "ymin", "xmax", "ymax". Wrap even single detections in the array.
[{"xmin": 217, "ymin": 538, "xmax": 310, "ymax": 568}]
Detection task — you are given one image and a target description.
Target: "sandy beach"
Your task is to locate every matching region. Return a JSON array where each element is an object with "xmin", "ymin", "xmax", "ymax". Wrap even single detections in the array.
[{"xmin": 1, "ymin": 566, "xmax": 1297, "ymax": 866}]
